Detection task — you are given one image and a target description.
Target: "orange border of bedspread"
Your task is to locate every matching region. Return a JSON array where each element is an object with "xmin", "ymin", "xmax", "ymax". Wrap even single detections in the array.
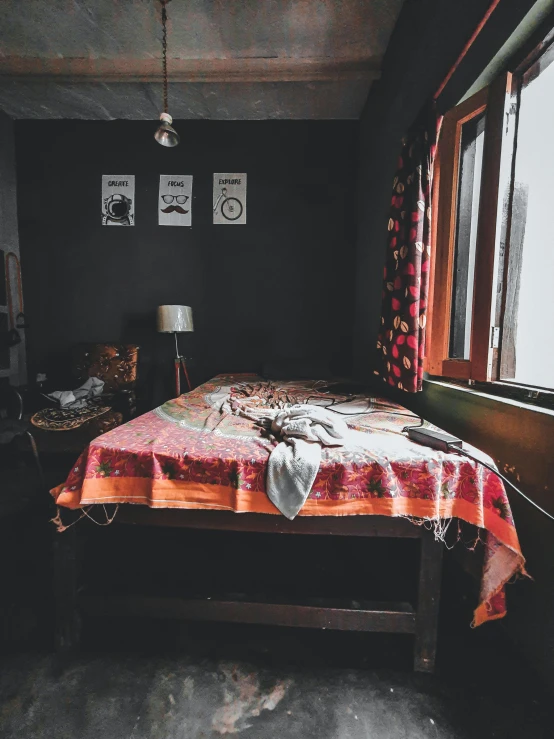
[{"xmin": 52, "ymin": 477, "xmax": 520, "ymax": 553}]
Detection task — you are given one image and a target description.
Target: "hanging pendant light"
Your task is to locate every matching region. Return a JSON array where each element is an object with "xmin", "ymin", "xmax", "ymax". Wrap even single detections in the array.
[
  {"xmin": 155, "ymin": 111, "xmax": 179, "ymax": 147},
  {"xmin": 154, "ymin": 0, "xmax": 179, "ymax": 147}
]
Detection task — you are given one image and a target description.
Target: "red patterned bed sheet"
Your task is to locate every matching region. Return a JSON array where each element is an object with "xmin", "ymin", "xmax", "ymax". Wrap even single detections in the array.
[{"xmin": 52, "ymin": 373, "xmax": 525, "ymax": 625}]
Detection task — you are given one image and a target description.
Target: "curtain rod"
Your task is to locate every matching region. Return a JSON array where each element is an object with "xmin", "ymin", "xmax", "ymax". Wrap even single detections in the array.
[{"xmin": 433, "ymin": 0, "xmax": 502, "ymax": 100}]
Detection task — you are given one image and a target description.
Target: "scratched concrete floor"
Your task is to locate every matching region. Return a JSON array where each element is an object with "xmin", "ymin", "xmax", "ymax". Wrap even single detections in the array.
[
  {"xmin": 0, "ymin": 506, "xmax": 552, "ymax": 738},
  {"xmin": 0, "ymin": 616, "xmax": 552, "ymax": 739},
  {"xmin": 0, "ymin": 651, "xmax": 494, "ymax": 739}
]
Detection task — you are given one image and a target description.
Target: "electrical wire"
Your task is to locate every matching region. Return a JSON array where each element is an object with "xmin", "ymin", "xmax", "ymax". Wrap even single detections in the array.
[
  {"xmin": 402, "ymin": 416, "xmax": 425, "ymax": 432},
  {"xmin": 452, "ymin": 447, "xmax": 554, "ymax": 523},
  {"xmin": 304, "ymin": 393, "xmax": 423, "ymax": 421},
  {"xmin": 328, "ymin": 406, "xmax": 422, "ymax": 421},
  {"xmin": 160, "ymin": 0, "xmax": 169, "ymax": 114}
]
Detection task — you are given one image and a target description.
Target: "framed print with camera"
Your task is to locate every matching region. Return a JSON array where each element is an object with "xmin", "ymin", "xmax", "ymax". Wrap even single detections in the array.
[
  {"xmin": 101, "ymin": 175, "xmax": 135, "ymax": 226},
  {"xmin": 159, "ymin": 175, "xmax": 193, "ymax": 226}
]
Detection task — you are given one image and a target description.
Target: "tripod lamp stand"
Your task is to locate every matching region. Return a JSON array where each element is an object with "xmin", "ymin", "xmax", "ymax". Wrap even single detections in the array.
[{"xmin": 157, "ymin": 305, "xmax": 194, "ymax": 396}]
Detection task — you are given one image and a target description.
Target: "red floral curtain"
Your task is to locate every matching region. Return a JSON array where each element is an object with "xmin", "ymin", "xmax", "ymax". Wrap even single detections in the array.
[{"xmin": 375, "ymin": 105, "xmax": 441, "ymax": 392}]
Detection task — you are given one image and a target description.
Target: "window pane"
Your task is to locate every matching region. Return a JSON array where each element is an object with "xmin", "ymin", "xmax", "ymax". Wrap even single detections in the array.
[
  {"xmin": 502, "ymin": 51, "xmax": 554, "ymax": 389},
  {"xmin": 449, "ymin": 113, "xmax": 485, "ymax": 359}
]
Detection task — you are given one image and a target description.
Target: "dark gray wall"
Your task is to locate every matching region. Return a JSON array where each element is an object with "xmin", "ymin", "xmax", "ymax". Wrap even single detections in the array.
[{"xmin": 16, "ymin": 120, "xmax": 358, "ymax": 405}]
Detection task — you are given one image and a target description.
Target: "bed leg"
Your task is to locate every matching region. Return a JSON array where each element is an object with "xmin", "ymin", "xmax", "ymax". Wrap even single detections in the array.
[
  {"xmin": 53, "ymin": 526, "xmax": 82, "ymax": 652},
  {"xmin": 414, "ymin": 528, "xmax": 443, "ymax": 673}
]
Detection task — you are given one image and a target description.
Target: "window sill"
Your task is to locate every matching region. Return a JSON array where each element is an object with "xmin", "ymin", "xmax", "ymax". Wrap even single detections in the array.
[{"xmin": 423, "ymin": 377, "xmax": 554, "ymax": 419}]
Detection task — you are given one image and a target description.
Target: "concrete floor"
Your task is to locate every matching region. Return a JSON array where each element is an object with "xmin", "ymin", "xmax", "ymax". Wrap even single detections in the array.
[
  {"xmin": 0, "ymin": 468, "xmax": 552, "ymax": 739},
  {"xmin": 0, "ymin": 614, "xmax": 552, "ymax": 739},
  {"xmin": 0, "ymin": 652, "xmax": 471, "ymax": 739}
]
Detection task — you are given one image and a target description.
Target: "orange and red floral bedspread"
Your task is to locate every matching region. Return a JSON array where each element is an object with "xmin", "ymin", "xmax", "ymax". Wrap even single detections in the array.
[{"xmin": 52, "ymin": 374, "xmax": 525, "ymax": 626}]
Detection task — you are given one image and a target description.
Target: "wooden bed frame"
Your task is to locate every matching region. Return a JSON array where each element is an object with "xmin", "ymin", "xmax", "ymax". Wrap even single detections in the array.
[{"xmin": 54, "ymin": 509, "xmax": 443, "ymax": 672}]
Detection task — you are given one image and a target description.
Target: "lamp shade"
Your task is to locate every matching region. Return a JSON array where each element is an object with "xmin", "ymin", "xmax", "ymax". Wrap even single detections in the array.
[
  {"xmin": 154, "ymin": 114, "xmax": 180, "ymax": 148},
  {"xmin": 157, "ymin": 305, "xmax": 194, "ymax": 333}
]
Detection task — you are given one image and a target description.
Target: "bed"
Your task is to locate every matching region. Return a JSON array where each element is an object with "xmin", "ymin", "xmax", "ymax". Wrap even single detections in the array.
[{"xmin": 51, "ymin": 374, "xmax": 526, "ymax": 671}]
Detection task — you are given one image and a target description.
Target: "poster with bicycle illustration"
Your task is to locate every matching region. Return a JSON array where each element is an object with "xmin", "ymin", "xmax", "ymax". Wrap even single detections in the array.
[
  {"xmin": 159, "ymin": 175, "xmax": 193, "ymax": 226},
  {"xmin": 213, "ymin": 173, "xmax": 246, "ymax": 225}
]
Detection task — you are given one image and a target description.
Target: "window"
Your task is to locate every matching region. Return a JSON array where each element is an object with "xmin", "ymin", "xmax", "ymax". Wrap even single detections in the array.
[
  {"xmin": 449, "ymin": 111, "xmax": 485, "ymax": 361},
  {"xmin": 427, "ymin": 31, "xmax": 554, "ymax": 400},
  {"xmin": 499, "ymin": 45, "xmax": 554, "ymax": 389}
]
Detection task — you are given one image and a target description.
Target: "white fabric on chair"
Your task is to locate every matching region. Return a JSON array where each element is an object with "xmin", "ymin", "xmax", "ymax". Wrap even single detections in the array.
[{"xmin": 47, "ymin": 377, "xmax": 105, "ymax": 410}]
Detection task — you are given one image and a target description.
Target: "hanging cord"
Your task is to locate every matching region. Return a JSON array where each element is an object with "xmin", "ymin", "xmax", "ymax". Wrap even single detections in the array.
[
  {"xmin": 5, "ymin": 252, "xmax": 24, "ymax": 329},
  {"xmin": 434, "ymin": 0, "xmax": 502, "ymax": 100},
  {"xmin": 452, "ymin": 447, "xmax": 554, "ymax": 524},
  {"xmin": 160, "ymin": 0, "xmax": 170, "ymax": 113}
]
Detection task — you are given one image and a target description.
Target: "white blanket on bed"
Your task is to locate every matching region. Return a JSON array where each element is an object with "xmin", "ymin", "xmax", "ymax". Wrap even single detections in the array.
[{"xmin": 262, "ymin": 405, "xmax": 349, "ymax": 519}]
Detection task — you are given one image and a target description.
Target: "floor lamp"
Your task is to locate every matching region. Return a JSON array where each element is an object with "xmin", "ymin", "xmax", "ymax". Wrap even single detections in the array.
[{"xmin": 157, "ymin": 305, "xmax": 194, "ymax": 396}]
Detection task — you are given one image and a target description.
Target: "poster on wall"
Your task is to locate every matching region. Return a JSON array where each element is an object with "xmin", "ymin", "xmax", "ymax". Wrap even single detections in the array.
[
  {"xmin": 213, "ymin": 173, "xmax": 247, "ymax": 225},
  {"xmin": 101, "ymin": 175, "xmax": 135, "ymax": 226},
  {"xmin": 158, "ymin": 175, "xmax": 193, "ymax": 226}
]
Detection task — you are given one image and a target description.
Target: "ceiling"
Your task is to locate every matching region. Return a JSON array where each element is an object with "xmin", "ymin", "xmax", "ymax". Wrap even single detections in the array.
[{"xmin": 0, "ymin": 0, "xmax": 404, "ymax": 120}]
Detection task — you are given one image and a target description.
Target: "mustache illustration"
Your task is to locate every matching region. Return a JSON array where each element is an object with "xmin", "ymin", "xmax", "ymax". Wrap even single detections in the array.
[{"xmin": 161, "ymin": 205, "xmax": 189, "ymax": 214}]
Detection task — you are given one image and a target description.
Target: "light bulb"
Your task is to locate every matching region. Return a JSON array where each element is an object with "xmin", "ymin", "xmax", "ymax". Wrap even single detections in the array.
[{"xmin": 154, "ymin": 112, "xmax": 180, "ymax": 148}]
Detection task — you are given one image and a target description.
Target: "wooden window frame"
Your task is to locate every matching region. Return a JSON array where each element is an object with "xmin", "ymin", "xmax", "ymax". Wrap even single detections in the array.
[
  {"xmin": 427, "ymin": 23, "xmax": 554, "ymax": 407},
  {"xmin": 426, "ymin": 73, "xmax": 516, "ymax": 382}
]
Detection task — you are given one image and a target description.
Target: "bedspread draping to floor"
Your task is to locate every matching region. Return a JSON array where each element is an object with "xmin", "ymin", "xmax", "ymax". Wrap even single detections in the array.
[{"xmin": 52, "ymin": 374, "xmax": 526, "ymax": 626}]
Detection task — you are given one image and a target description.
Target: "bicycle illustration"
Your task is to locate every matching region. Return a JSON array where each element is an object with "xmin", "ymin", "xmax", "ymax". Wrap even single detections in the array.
[{"xmin": 213, "ymin": 187, "xmax": 243, "ymax": 221}]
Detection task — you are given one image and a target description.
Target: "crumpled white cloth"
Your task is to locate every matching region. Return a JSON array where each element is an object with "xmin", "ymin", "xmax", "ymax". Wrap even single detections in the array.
[
  {"xmin": 262, "ymin": 404, "xmax": 349, "ymax": 520},
  {"xmin": 47, "ymin": 377, "xmax": 105, "ymax": 410}
]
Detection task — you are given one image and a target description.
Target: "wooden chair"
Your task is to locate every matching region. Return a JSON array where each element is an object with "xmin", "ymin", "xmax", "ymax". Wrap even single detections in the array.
[
  {"xmin": 71, "ymin": 343, "xmax": 139, "ymax": 419},
  {"xmin": 30, "ymin": 344, "xmax": 139, "ymax": 457}
]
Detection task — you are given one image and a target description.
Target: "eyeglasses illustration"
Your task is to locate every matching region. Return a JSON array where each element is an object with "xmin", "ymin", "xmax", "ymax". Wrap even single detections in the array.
[{"xmin": 161, "ymin": 194, "xmax": 189, "ymax": 205}]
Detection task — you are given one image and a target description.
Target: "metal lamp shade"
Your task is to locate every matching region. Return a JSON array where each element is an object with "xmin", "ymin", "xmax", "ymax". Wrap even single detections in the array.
[
  {"xmin": 157, "ymin": 305, "xmax": 194, "ymax": 333},
  {"xmin": 154, "ymin": 121, "xmax": 180, "ymax": 147},
  {"xmin": 154, "ymin": 113, "xmax": 180, "ymax": 148}
]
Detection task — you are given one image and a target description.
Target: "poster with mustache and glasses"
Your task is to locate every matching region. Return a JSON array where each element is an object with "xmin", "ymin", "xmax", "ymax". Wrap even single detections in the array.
[
  {"xmin": 102, "ymin": 175, "xmax": 135, "ymax": 226},
  {"xmin": 159, "ymin": 175, "xmax": 193, "ymax": 226},
  {"xmin": 213, "ymin": 173, "xmax": 247, "ymax": 225}
]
